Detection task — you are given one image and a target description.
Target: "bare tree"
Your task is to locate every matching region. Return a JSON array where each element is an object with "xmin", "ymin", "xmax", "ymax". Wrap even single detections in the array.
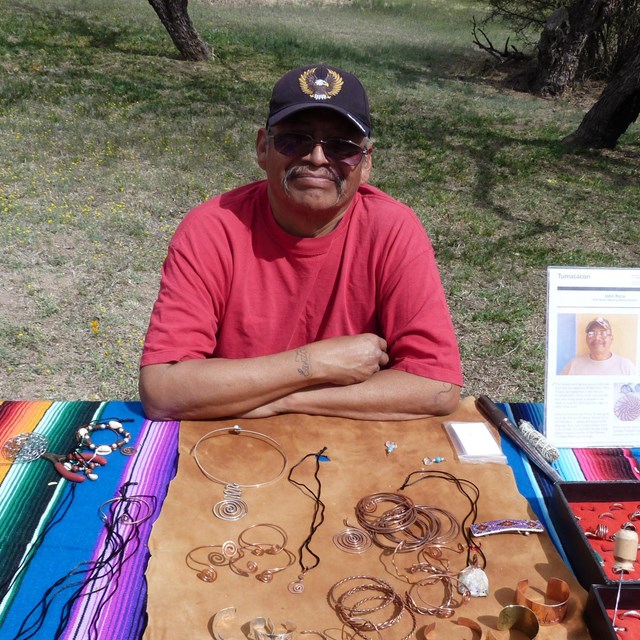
[
  {"xmin": 478, "ymin": 0, "xmax": 640, "ymax": 95},
  {"xmin": 148, "ymin": 0, "xmax": 212, "ymax": 61},
  {"xmin": 563, "ymin": 35, "xmax": 640, "ymax": 148},
  {"xmin": 532, "ymin": 0, "xmax": 623, "ymax": 96}
]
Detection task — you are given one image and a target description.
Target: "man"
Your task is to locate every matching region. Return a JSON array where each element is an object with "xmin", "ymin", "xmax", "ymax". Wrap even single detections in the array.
[
  {"xmin": 562, "ymin": 317, "xmax": 636, "ymax": 375},
  {"xmin": 139, "ymin": 64, "xmax": 463, "ymax": 420}
]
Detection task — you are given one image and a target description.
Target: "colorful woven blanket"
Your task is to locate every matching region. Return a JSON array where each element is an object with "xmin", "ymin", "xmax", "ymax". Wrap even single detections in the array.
[
  {"xmin": 0, "ymin": 400, "xmax": 637, "ymax": 638},
  {"xmin": 0, "ymin": 401, "xmax": 179, "ymax": 639}
]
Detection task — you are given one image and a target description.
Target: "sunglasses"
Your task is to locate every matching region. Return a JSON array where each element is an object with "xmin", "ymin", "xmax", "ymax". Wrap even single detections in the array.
[{"xmin": 269, "ymin": 132, "xmax": 368, "ymax": 166}]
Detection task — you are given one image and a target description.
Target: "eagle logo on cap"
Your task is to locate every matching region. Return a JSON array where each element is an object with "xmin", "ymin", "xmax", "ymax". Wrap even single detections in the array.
[{"xmin": 298, "ymin": 67, "xmax": 344, "ymax": 101}]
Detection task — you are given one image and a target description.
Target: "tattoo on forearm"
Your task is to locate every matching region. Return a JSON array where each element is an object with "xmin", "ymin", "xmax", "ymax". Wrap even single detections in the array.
[
  {"xmin": 295, "ymin": 348, "xmax": 311, "ymax": 377},
  {"xmin": 437, "ymin": 383, "xmax": 453, "ymax": 398}
]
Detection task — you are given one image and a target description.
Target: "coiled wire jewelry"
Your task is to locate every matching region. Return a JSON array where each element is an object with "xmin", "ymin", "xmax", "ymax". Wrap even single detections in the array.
[
  {"xmin": 354, "ymin": 492, "xmax": 460, "ymax": 554},
  {"xmin": 398, "ymin": 470, "xmax": 486, "ymax": 570},
  {"xmin": 333, "ymin": 520, "xmax": 373, "ymax": 554},
  {"xmin": 192, "ymin": 426, "xmax": 287, "ymax": 521},
  {"xmin": 13, "ymin": 482, "xmax": 152, "ymax": 640},
  {"xmin": 328, "ymin": 575, "xmax": 416, "ymax": 640},
  {"xmin": 355, "ymin": 493, "xmax": 417, "ymax": 535},
  {"xmin": 212, "ymin": 484, "xmax": 248, "ymax": 521},
  {"xmin": 234, "ymin": 523, "xmax": 294, "ymax": 583},
  {"xmin": 186, "ymin": 544, "xmax": 235, "ymax": 583},
  {"xmin": 98, "ymin": 493, "xmax": 156, "ymax": 526},
  {"xmin": 1, "ymin": 432, "xmax": 49, "ymax": 462},
  {"xmin": 188, "ymin": 523, "xmax": 295, "ymax": 584},
  {"xmin": 228, "ymin": 547, "xmax": 296, "ymax": 583},
  {"xmin": 405, "ymin": 573, "xmax": 471, "ymax": 618}
]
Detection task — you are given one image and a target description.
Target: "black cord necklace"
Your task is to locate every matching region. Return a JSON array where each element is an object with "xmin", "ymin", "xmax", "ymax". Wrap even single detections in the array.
[
  {"xmin": 286, "ymin": 446, "xmax": 327, "ymax": 593},
  {"xmin": 398, "ymin": 469, "xmax": 486, "ymax": 570},
  {"xmin": 11, "ymin": 482, "xmax": 156, "ymax": 640}
]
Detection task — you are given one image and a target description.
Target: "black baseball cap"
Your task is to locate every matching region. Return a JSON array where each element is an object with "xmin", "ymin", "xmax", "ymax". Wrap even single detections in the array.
[{"xmin": 266, "ymin": 64, "xmax": 371, "ymax": 137}]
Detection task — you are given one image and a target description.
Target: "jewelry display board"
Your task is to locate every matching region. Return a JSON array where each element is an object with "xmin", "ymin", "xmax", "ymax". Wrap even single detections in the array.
[{"xmin": 144, "ymin": 398, "xmax": 589, "ymax": 639}]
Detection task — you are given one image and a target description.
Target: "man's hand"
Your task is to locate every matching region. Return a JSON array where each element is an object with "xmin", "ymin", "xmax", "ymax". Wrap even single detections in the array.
[{"xmin": 303, "ymin": 334, "xmax": 389, "ymax": 385}]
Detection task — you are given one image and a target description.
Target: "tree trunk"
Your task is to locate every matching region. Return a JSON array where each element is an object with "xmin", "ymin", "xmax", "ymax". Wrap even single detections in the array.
[
  {"xmin": 562, "ymin": 36, "xmax": 640, "ymax": 148},
  {"xmin": 148, "ymin": 0, "xmax": 212, "ymax": 61},
  {"xmin": 532, "ymin": 0, "xmax": 621, "ymax": 96}
]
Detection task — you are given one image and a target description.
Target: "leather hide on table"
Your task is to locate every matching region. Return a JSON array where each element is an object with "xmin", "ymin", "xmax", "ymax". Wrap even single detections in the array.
[{"xmin": 144, "ymin": 397, "xmax": 589, "ymax": 639}]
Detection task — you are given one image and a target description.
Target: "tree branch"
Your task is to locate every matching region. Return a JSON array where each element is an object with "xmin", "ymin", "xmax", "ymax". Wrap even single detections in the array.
[{"xmin": 472, "ymin": 16, "xmax": 526, "ymax": 62}]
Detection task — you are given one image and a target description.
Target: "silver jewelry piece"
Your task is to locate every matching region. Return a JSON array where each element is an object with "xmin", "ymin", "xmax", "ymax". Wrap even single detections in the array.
[{"xmin": 2, "ymin": 433, "xmax": 49, "ymax": 462}]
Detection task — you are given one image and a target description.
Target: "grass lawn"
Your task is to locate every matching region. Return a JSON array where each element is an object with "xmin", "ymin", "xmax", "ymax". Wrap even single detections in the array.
[{"xmin": 1, "ymin": 0, "xmax": 638, "ymax": 404}]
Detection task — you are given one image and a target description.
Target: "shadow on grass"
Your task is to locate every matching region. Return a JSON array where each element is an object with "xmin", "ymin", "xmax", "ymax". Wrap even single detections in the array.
[
  {"xmin": 3, "ymin": 0, "xmax": 637, "ymax": 269},
  {"xmin": 4, "ymin": 0, "xmax": 177, "ymax": 58}
]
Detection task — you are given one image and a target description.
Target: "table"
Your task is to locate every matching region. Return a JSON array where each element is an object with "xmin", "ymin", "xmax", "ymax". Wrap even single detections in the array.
[
  {"xmin": 143, "ymin": 397, "xmax": 587, "ymax": 639},
  {"xmin": 1, "ymin": 398, "xmax": 637, "ymax": 638}
]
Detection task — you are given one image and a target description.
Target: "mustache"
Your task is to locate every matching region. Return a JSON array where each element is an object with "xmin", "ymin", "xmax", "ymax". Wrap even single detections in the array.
[{"xmin": 282, "ymin": 165, "xmax": 346, "ymax": 198}]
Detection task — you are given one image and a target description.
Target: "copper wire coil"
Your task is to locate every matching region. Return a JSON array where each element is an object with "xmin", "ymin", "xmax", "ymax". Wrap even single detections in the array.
[
  {"xmin": 369, "ymin": 505, "xmax": 459, "ymax": 553},
  {"xmin": 328, "ymin": 576, "xmax": 395, "ymax": 609},
  {"xmin": 186, "ymin": 544, "xmax": 231, "ymax": 582},
  {"xmin": 354, "ymin": 494, "xmax": 460, "ymax": 554},
  {"xmin": 329, "ymin": 576, "xmax": 417, "ymax": 640},
  {"xmin": 227, "ymin": 549, "xmax": 252, "ymax": 577},
  {"xmin": 372, "ymin": 514, "xmax": 437, "ymax": 552},
  {"xmin": 405, "ymin": 574, "xmax": 471, "ymax": 618},
  {"xmin": 423, "ymin": 507, "xmax": 460, "ymax": 545},
  {"xmin": 228, "ymin": 545, "xmax": 295, "ymax": 581},
  {"xmin": 196, "ymin": 567, "xmax": 217, "ymax": 582},
  {"xmin": 355, "ymin": 493, "xmax": 417, "ymax": 534},
  {"xmin": 335, "ymin": 585, "xmax": 403, "ymax": 628},
  {"xmin": 238, "ymin": 523, "xmax": 288, "ymax": 555},
  {"xmin": 256, "ymin": 571, "xmax": 275, "ymax": 583},
  {"xmin": 288, "ymin": 579, "xmax": 305, "ymax": 593},
  {"xmin": 333, "ymin": 526, "xmax": 373, "ymax": 554},
  {"xmin": 186, "ymin": 545, "xmax": 226, "ymax": 570},
  {"xmin": 213, "ymin": 498, "xmax": 248, "ymax": 521}
]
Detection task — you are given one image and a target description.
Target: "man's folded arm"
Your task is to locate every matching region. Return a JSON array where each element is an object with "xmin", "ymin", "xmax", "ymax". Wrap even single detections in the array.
[
  {"xmin": 243, "ymin": 368, "xmax": 460, "ymax": 421},
  {"xmin": 140, "ymin": 361, "xmax": 459, "ymax": 423},
  {"xmin": 140, "ymin": 356, "xmax": 313, "ymax": 421},
  {"xmin": 139, "ymin": 333, "xmax": 391, "ymax": 421}
]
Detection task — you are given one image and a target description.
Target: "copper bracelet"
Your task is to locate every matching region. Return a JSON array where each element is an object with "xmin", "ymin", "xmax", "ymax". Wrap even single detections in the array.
[
  {"xmin": 514, "ymin": 577, "xmax": 570, "ymax": 625},
  {"xmin": 457, "ymin": 617, "xmax": 497, "ymax": 640},
  {"xmin": 238, "ymin": 522, "xmax": 289, "ymax": 555}
]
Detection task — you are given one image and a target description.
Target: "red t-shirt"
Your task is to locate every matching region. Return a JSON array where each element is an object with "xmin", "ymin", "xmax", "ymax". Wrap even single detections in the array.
[{"xmin": 141, "ymin": 181, "xmax": 463, "ymax": 386}]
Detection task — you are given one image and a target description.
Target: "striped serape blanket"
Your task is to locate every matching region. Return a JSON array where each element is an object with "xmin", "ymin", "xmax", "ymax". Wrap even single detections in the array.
[
  {"xmin": 0, "ymin": 401, "xmax": 179, "ymax": 640},
  {"xmin": 0, "ymin": 400, "xmax": 637, "ymax": 638},
  {"xmin": 499, "ymin": 402, "xmax": 640, "ymax": 563}
]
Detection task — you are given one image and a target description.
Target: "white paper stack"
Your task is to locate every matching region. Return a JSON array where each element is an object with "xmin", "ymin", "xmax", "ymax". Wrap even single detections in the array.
[{"xmin": 443, "ymin": 421, "xmax": 507, "ymax": 464}]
